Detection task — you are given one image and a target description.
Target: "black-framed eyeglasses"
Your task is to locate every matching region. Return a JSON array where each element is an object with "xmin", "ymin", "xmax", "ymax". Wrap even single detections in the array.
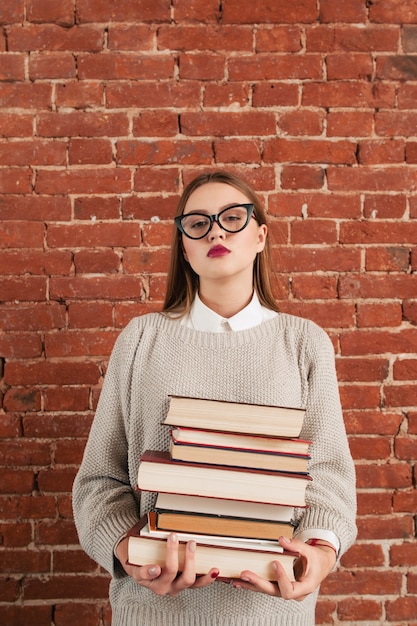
[{"xmin": 175, "ymin": 204, "xmax": 256, "ymax": 240}]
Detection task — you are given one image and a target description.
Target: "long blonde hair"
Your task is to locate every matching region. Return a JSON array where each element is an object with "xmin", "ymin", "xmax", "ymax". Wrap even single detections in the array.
[{"xmin": 162, "ymin": 171, "xmax": 279, "ymax": 315}]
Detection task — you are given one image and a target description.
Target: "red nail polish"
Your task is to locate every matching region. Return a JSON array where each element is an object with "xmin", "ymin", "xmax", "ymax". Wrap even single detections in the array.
[{"xmin": 211, "ymin": 570, "xmax": 219, "ymax": 579}]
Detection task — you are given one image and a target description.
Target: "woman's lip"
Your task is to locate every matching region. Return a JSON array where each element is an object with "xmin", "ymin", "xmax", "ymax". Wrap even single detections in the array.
[{"xmin": 207, "ymin": 245, "xmax": 231, "ymax": 258}]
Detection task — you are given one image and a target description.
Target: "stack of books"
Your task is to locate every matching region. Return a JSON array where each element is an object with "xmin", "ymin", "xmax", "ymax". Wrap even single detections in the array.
[{"xmin": 127, "ymin": 396, "xmax": 312, "ymax": 581}]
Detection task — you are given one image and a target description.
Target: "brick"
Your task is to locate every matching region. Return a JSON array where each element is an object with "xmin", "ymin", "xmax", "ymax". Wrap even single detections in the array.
[
  {"xmin": 287, "ymin": 275, "xmax": 338, "ymax": 300},
  {"xmin": 172, "ymin": 0, "xmax": 221, "ymax": 23},
  {"xmin": 77, "ymin": 0, "xmax": 171, "ymax": 22},
  {"xmin": 158, "ymin": 25, "xmax": 253, "ymax": 52},
  {"xmin": 222, "ymin": 0, "xmax": 318, "ymax": 23},
  {"xmin": 29, "ymin": 52, "xmax": 76, "ymax": 79},
  {"xmin": 340, "ymin": 543, "xmax": 385, "ymax": 568},
  {"xmin": 272, "ymin": 246, "xmax": 359, "ymax": 272},
  {"xmin": 74, "ymin": 249, "xmax": 121, "ymax": 275},
  {"xmin": 36, "ymin": 112, "xmax": 129, "ymax": 138},
  {"xmin": 348, "ymin": 436, "xmax": 390, "ymax": 460},
  {"xmin": 0, "ymin": 113, "xmax": 33, "ymax": 137},
  {"xmin": 35, "ymin": 168, "xmax": 132, "ymax": 195},
  {"xmin": 344, "ymin": 410, "xmax": 403, "ymax": 436},
  {"xmin": 393, "ymin": 358, "xmax": 417, "ymax": 380},
  {"xmin": 280, "ymin": 165, "xmax": 325, "ymax": 190},
  {"xmin": 23, "ymin": 414, "xmax": 93, "ymax": 439},
  {"xmin": 4, "ymin": 361, "xmax": 100, "ymax": 386},
  {"xmin": 8, "ymin": 24, "xmax": 104, "ymax": 52},
  {"xmin": 36, "ymin": 520, "xmax": 78, "ymax": 546},
  {"xmin": 78, "ymin": 53, "xmax": 175, "ymax": 81},
  {"xmin": 0, "ymin": 82, "xmax": 52, "ymax": 108},
  {"xmin": 117, "ymin": 139, "xmax": 213, "ymax": 165},
  {"xmin": 0, "ymin": 276, "xmax": 47, "ymax": 302},
  {"xmin": 228, "ymin": 54, "xmax": 323, "ymax": 81},
  {"xmin": 203, "ymin": 83, "xmax": 250, "ymax": 108},
  {"xmin": 355, "ymin": 462, "xmax": 412, "ymax": 489},
  {"xmin": 1, "ymin": 422, "xmax": 47, "ymax": 455},
  {"xmin": 337, "ymin": 598, "xmax": 383, "ymax": 622},
  {"xmin": 340, "ymin": 274, "xmax": 417, "ymax": 300},
  {"xmin": 255, "ymin": 81, "xmax": 300, "ymax": 111},
  {"xmin": 181, "ymin": 111, "xmax": 276, "ymax": 137},
  {"xmin": 270, "ymin": 192, "xmax": 361, "ymax": 219},
  {"xmin": 0, "ymin": 195, "xmax": 71, "ymax": 221},
  {"xmin": 306, "ymin": 24, "xmax": 400, "ymax": 52},
  {"xmin": 0, "ymin": 250, "xmax": 72, "ymax": 275},
  {"xmin": 0, "ymin": 0, "xmax": 24, "ymax": 24},
  {"xmin": 214, "ymin": 139, "xmax": 261, "ymax": 165},
  {"xmin": 0, "ymin": 415, "xmax": 22, "ymax": 437},
  {"xmin": 339, "ymin": 384, "xmax": 381, "ymax": 410},
  {"xmin": 303, "ymin": 81, "xmax": 395, "ymax": 108},
  {"xmin": 133, "ymin": 167, "xmax": 180, "ymax": 193},
  {"xmin": 27, "ymin": 0, "xmax": 75, "ymax": 25},
  {"xmin": 132, "ymin": 111, "xmax": 178, "ymax": 137},
  {"xmin": 37, "ymin": 468, "xmax": 77, "ymax": 493},
  {"xmin": 0, "ymin": 549, "xmax": 50, "ymax": 573},
  {"xmin": 54, "ymin": 439, "xmax": 87, "ymax": 465},
  {"xmin": 278, "ymin": 110, "xmax": 325, "ymax": 136},
  {"xmin": 255, "ymin": 26, "xmax": 302, "ymax": 52},
  {"xmin": 45, "ymin": 330, "xmax": 120, "ymax": 357},
  {"xmin": 179, "ymin": 52, "xmax": 225, "ymax": 80},
  {"xmin": 363, "ymin": 194, "xmax": 406, "ymax": 219},
  {"xmin": 403, "ymin": 25, "xmax": 417, "ymax": 52},
  {"xmin": 69, "ymin": 139, "xmax": 113, "ymax": 165},
  {"xmin": 0, "ymin": 303, "xmax": 66, "ymax": 331},
  {"xmin": 53, "ymin": 550, "xmax": 97, "ymax": 572},
  {"xmin": 328, "ymin": 165, "xmax": 417, "ymax": 192},
  {"xmin": 336, "ymin": 357, "xmax": 390, "ymax": 382},
  {"xmin": 265, "ymin": 138, "xmax": 356, "ymax": 164},
  {"xmin": 0, "ymin": 606, "xmax": 52, "ymax": 626},
  {"xmin": 0, "ymin": 168, "xmax": 33, "ymax": 193},
  {"xmin": 1, "ymin": 469, "xmax": 34, "ymax": 494},
  {"xmin": 0, "ymin": 495, "xmax": 56, "ymax": 519},
  {"xmin": 0, "ymin": 221, "xmax": 45, "ymax": 248},
  {"xmin": 3, "ymin": 388, "xmax": 41, "ymax": 412},
  {"xmin": 341, "ymin": 221, "xmax": 417, "ymax": 244},
  {"xmin": 0, "ymin": 332, "xmax": 42, "ymax": 359},
  {"xmin": 319, "ymin": 0, "xmax": 367, "ymax": 22},
  {"xmin": 393, "ymin": 489, "xmax": 417, "ymax": 513},
  {"xmin": 0, "ymin": 578, "xmax": 21, "ymax": 603},
  {"xmin": 50, "ymin": 276, "xmax": 144, "ymax": 301},
  {"xmin": 54, "ymin": 603, "xmax": 101, "ymax": 626},
  {"xmin": 359, "ymin": 139, "xmax": 405, "ymax": 164},
  {"xmin": 327, "ymin": 111, "xmax": 373, "ymax": 137},
  {"xmin": 291, "ymin": 220, "xmax": 337, "ymax": 244},
  {"xmin": 340, "ymin": 327, "xmax": 417, "ymax": 355},
  {"xmin": 0, "ymin": 522, "xmax": 32, "ymax": 547},
  {"xmin": 327, "ymin": 53, "xmax": 373, "ymax": 80},
  {"xmin": 107, "ymin": 81, "xmax": 200, "ymax": 109},
  {"xmin": 386, "ymin": 597, "xmax": 417, "ymax": 622},
  {"xmin": 0, "ymin": 53, "xmax": 25, "ymax": 81},
  {"xmin": 370, "ymin": 0, "xmax": 417, "ymax": 23},
  {"xmin": 403, "ymin": 300, "xmax": 417, "ymax": 325},
  {"xmin": 356, "ymin": 302, "xmax": 403, "ymax": 327},
  {"xmin": 357, "ymin": 491, "xmax": 393, "ymax": 515},
  {"xmin": 23, "ymin": 574, "xmax": 110, "ymax": 600},
  {"xmin": 123, "ymin": 248, "xmax": 171, "ymax": 274},
  {"xmin": 74, "ymin": 197, "xmax": 121, "ymax": 221},
  {"xmin": 55, "ymin": 81, "xmax": 104, "ymax": 108},
  {"xmin": 385, "ymin": 385, "xmax": 417, "ymax": 408},
  {"xmin": 121, "ymin": 196, "xmax": 176, "ymax": 221},
  {"xmin": 108, "ymin": 24, "xmax": 154, "ymax": 50},
  {"xmin": 321, "ymin": 570, "xmax": 402, "ymax": 596}
]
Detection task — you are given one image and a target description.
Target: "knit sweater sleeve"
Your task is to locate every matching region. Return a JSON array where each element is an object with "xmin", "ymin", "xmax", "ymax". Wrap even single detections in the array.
[
  {"xmin": 72, "ymin": 319, "xmax": 141, "ymax": 578},
  {"xmin": 294, "ymin": 322, "xmax": 357, "ymax": 557}
]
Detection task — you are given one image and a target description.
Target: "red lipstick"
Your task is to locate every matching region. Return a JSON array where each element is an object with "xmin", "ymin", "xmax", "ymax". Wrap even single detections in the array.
[{"xmin": 207, "ymin": 245, "xmax": 230, "ymax": 258}]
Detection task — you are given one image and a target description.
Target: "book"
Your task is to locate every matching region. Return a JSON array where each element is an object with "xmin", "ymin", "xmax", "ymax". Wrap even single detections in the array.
[
  {"xmin": 127, "ymin": 518, "xmax": 296, "ymax": 581},
  {"xmin": 169, "ymin": 439, "xmax": 309, "ymax": 473},
  {"xmin": 153, "ymin": 510, "xmax": 294, "ymax": 541},
  {"xmin": 163, "ymin": 396, "xmax": 305, "ymax": 439},
  {"xmin": 171, "ymin": 427, "xmax": 311, "ymax": 456},
  {"xmin": 155, "ymin": 493, "xmax": 296, "ymax": 522},
  {"xmin": 145, "ymin": 512, "xmax": 287, "ymax": 549},
  {"xmin": 137, "ymin": 450, "xmax": 311, "ymax": 507}
]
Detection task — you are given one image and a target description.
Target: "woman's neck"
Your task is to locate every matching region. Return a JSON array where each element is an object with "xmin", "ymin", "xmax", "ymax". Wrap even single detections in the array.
[{"xmin": 198, "ymin": 284, "xmax": 254, "ymax": 318}]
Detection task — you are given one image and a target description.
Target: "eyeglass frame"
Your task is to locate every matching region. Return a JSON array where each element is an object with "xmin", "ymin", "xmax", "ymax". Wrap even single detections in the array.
[{"xmin": 174, "ymin": 203, "xmax": 256, "ymax": 240}]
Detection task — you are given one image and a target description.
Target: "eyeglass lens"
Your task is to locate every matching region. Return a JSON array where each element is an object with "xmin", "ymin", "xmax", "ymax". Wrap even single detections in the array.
[{"xmin": 179, "ymin": 205, "xmax": 252, "ymax": 239}]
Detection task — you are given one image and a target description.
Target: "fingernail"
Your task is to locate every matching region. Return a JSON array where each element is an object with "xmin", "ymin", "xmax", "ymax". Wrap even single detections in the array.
[
  {"xmin": 169, "ymin": 533, "xmax": 178, "ymax": 543},
  {"xmin": 211, "ymin": 570, "xmax": 219, "ymax": 579},
  {"xmin": 187, "ymin": 540, "xmax": 196, "ymax": 553},
  {"xmin": 148, "ymin": 566, "xmax": 158, "ymax": 576},
  {"xmin": 241, "ymin": 576, "xmax": 251, "ymax": 582}
]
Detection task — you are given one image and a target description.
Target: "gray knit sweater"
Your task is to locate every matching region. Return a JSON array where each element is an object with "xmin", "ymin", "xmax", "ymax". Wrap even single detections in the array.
[{"xmin": 73, "ymin": 312, "xmax": 357, "ymax": 626}]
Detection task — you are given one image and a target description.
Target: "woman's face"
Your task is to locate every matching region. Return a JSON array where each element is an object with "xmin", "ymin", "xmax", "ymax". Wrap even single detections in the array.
[{"xmin": 180, "ymin": 182, "xmax": 267, "ymax": 289}]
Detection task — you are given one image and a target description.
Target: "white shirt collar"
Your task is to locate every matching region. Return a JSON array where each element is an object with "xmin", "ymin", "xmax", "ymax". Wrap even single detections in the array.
[{"xmin": 183, "ymin": 292, "xmax": 277, "ymax": 333}]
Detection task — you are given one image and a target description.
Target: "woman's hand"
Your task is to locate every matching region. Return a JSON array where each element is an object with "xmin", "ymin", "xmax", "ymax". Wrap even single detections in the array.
[
  {"xmin": 116, "ymin": 533, "xmax": 219, "ymax": 596},
  {"xmin": 234, "ymin": 536, "xmax": 337, "ymax": 601}
]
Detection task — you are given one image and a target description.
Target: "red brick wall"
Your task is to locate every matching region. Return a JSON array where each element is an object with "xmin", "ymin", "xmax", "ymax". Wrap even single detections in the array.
[{"xmin": 1, "ymin": 1, "xmax": 417, "ymax": 624}]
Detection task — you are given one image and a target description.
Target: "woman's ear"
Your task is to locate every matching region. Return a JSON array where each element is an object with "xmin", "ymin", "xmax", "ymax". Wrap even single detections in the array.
[{"xmin": 256, "ymin": 224, "xmax": 267, "ymax": 252}]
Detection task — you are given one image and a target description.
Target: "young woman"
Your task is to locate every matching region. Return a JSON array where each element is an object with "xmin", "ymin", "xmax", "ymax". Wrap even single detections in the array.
[{"xmin": 73, "ymin": 171, "xmax": 357, "ymax": 626}]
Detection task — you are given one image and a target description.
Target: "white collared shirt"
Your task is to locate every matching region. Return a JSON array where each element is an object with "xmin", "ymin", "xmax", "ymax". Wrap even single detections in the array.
[{"xmin": 181, "ymin": 291, "xmax": 278, "ymax": 332}]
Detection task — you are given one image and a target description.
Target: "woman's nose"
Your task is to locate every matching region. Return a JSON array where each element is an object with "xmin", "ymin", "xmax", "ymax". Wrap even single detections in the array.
[{"xmin": 208, "ymin": 221, "xmax": 225, "ymax": 240}]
